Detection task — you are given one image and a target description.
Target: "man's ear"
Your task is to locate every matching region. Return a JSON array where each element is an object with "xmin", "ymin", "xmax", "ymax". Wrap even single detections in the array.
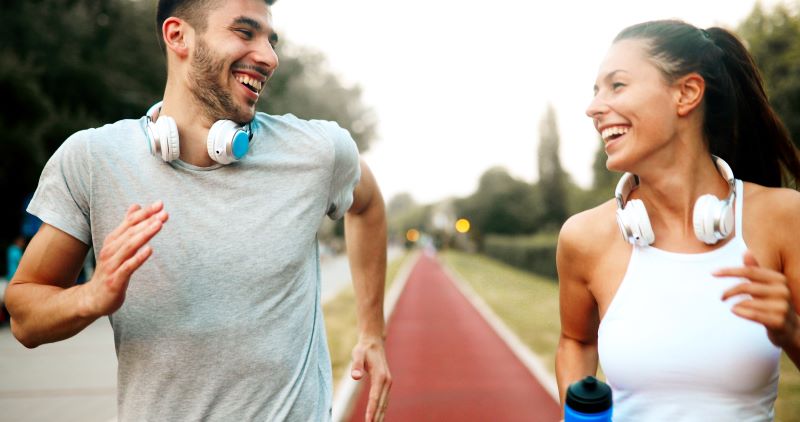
[
  {"xmin": 674, "ymin": 73, "xmax": 705, "ymax": 117},
  {"xmin": 163, "ymin": 17, "xmax": 191, "ymax": 59}
]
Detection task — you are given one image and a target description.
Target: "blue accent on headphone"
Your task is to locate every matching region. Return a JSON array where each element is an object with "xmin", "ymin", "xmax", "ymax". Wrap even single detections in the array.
[{"xmin": 232, "ymin": 131, "xmax": 250, "ymax": 159}]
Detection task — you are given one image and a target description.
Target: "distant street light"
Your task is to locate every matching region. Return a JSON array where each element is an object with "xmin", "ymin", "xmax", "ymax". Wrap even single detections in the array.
[
  {"xmin": 455, "ymin": 218, "xmax": 471, "ymax": 234},
  {"xmin": 406, "ymin": 229, "xmax": 420, "ymax": 242}
]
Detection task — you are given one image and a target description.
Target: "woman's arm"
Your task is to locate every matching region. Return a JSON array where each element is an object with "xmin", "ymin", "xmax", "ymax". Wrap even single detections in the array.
[
  {"xmin": 717, "ymin": 187, "xmax": 800, "ymax": 368},
  {"xmin": 555, "ymin": 212, "xmax": 602, "ymax": 405}
]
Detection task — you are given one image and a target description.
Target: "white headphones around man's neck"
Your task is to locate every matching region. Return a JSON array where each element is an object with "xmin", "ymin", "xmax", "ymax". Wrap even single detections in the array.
[
  {"xmin": 144, "ymin": 101, "xmax": 253, "ymax": 165},
  {"xmin": 614, "ymin": 155, "xmax": 737, "ymax": 246}
]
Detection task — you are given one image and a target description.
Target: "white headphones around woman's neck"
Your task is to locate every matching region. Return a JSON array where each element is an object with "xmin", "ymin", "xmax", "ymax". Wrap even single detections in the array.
[
  {"xmin": 143, "ymin": 101, "xmax": 253, "ymax": 165},
  {"xmin": 614, "ymin": 155, "xmax": 736, "ymax": 246}
]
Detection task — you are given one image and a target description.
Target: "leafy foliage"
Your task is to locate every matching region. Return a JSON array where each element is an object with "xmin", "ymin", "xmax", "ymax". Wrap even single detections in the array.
[
  {"xmin": 739, "ymin": 2, "xmax": 800, "ymax": 148},
  {"xmin": 0, "ymin": 0, "xmax": 375, "ymax": 248},
  {"xmin": 454, "ymin": 167, "xmax": 540, "ymax": 247},
  {"xmin": 536, "ymin": 104, "xmax": 569, "ymax": 228}
]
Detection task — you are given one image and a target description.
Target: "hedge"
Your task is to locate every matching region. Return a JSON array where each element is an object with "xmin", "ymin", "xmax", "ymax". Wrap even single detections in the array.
[{"xmin": 483, "ymin": 233, "xmax": 559, "ymax": 280}]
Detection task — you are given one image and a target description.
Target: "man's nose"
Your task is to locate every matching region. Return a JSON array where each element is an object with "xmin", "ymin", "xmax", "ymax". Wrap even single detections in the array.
[{"xmin": 255, "ymin": 43, "xmax": 279, "ymax": 76}]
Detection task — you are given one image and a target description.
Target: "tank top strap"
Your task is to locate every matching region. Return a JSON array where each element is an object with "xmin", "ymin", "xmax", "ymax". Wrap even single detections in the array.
[{"xmin": 735, "ymin": 179, "xmax": 744, "ymax": 239}]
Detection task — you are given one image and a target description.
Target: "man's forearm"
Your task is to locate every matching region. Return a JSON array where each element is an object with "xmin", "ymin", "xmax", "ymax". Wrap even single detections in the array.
[
  {"xmin": 344, "ymin": 199, "xmax": 388, "ymax": 339},
  {"xmin": 6, "ymin": 281, "xmax": 97, "ymax": 348}
]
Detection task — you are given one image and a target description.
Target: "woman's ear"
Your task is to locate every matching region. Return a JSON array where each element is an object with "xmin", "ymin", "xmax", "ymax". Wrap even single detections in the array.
[
  {"xmin": 674, "ymin": 73, "xmax": 705, "ymax": 117},
  {"xmin": 163, "ymin": 17, "xmax": 191, "ymax": 59}
]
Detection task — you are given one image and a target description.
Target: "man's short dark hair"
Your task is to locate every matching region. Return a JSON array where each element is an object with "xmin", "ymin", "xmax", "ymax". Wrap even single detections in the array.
[{"xmin": 156, "ymin": 0, "xmax": 276, "ymax": 51}]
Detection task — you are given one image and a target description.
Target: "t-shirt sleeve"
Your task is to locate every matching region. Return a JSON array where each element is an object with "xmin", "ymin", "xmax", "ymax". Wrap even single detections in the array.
[
  {"xmin": 27, "ymin": 132, "xmax": 92, "ymax": 245},
  {"xmin": 325, "ymin": 123, "xmax": 361, "ymax": 220}
]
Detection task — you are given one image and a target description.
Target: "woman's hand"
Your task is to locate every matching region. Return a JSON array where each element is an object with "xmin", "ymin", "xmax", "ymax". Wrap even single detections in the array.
[{"xmin": 716, "ymin": 250, "xmax": 799, "ymax": 348}]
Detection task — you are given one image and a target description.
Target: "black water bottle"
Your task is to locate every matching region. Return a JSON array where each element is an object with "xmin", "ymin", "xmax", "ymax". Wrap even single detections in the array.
[{"xmin": 564, "ymin": 376, "xmax": 613, "ymax": 421}]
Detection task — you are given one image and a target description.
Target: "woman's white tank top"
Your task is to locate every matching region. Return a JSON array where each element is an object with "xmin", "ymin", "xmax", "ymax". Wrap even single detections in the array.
[{"xmin": 598, "ymin": 180, "xmax": 781, "ymax": 421}]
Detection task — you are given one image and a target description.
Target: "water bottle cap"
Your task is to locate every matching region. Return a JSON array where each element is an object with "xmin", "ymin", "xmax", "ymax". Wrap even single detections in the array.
[{"xmin": 565, "ymin": 376, "xmax": 612, "ymax": 413}]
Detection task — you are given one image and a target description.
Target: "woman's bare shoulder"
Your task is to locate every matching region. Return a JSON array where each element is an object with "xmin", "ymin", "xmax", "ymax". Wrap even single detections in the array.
[
  {"xmin": 744, "ymin": 182, "xmax": 800, "ymax": 220},
  {"xmin": 559, "ymin": 198, "xmax": 620, "ymax": 258}
]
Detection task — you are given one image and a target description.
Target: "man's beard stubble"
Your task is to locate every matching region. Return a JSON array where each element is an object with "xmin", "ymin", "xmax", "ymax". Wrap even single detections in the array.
[{"xmin": 189, "ymin": 38, "xmax": 255, "ymax": 125}]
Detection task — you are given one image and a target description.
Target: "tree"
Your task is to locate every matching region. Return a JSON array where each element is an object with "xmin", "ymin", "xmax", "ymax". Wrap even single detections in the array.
[
  {"xmin": 0, "ymin": 0, "xmax": 377, "ymax": 247},
  {"xmin": 261, "ymin": 44, "xmax": 377, "ymax": 152},
  {"xmin": 455, "ymin": 167, "xmax": 540, "ymax": 247},
  {"xmin": 536, "ymin": 104, "xmax": 569, "ymax": 228},
  {"xmin": 739, "ymin": 2, "xmax": 800, "ymax": 148}
]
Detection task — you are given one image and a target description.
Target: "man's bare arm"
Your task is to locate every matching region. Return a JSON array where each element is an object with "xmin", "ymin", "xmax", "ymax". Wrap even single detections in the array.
[
  {"xmin": 344, "ymin": 160, "xmax": 392, "ymax": 422},
  {"xmin": 6, "ymin": 202, "xmax": 167, "ymax": 348}
]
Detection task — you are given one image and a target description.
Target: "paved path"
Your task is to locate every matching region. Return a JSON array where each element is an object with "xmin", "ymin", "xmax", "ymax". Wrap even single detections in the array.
[
  {"xmin": 347, "ymin": 254, "xmax": 561, "ymax": 422},
  {"xmin": 0, "ymin": 318, "xmax": 117, "ymax": 422},
  {"xmin": 0, "ymin": 252, "xmax": 379, "ymax": 422}
]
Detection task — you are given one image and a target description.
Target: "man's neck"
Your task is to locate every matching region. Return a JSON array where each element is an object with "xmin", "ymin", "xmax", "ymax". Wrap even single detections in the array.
[{"xmin": 160, "ymin": 86, "xmax": 217, "ymax": 167}]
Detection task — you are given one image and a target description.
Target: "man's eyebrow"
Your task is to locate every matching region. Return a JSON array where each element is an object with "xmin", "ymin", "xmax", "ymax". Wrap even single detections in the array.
[
  {"xmin": 232, "ymin": 16, "xmax": 262, "ymax": 31},
  {"xmin": 232, "ymin": 15, "xmax": 278, "ymax": 43}
]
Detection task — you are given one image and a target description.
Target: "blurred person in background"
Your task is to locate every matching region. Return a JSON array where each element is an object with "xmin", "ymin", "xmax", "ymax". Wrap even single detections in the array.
[
  {"xmin": 556, "ymin": 20, "xmax": 800, "ymax": 420},
  {"xmin": 4, "ymin": 0, "xmax": 391, "ymax": 420},
  {"xmin": 5, "ymin": 235, "xmax": 25, "ymax": 281}
]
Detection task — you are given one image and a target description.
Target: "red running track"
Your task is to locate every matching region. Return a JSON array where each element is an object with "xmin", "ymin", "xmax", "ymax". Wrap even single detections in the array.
[{"xmin": 347, "ymin": 253, "xmax": 561, "ymax": 422}]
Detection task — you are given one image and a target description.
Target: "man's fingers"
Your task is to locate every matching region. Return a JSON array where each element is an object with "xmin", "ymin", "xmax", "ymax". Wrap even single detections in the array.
[
  {"xmin": 364, "ymin": 363, "xmax": 391, "ymax": 422},
  {"xmin": 111, "ymin": 245, "xmax": 154, "ymax": 288},
  {"xmin": 105, "ymin": 202, "xmax": 163, "ymax": 245},
  {"xmin": 365, "ymin": 379, "xmax": 380, "ymax": 422},
  {"xmin": 105, "ymin": 204, "xmax": 142, "ymax": 243},
  {"xmin": 104, "ymin": 209, "xmax": 167, "ymax": 261},
  {"xmin": 107, "ymin": 218, "xmax": 164, "ymax": 271},
  {"xmin": 375, "ymin": 374, "xmax": 392, "ymax": 422},
  {"xmin": 366, "ymin": 371, "xmax": 390, "ymax": 422}
]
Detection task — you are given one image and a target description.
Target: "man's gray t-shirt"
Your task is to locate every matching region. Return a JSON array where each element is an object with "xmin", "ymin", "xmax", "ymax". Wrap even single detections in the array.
[{"xmin": 28, "ymin": 112, "xmax": 361, "ymax": 421}]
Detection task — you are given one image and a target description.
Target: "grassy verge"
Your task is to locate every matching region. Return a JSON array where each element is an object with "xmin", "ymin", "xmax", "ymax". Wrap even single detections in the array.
[
  {"xmin": 323, "ymin": 252, "xmax": 409, "ymax": 389},
  {"xmin": 441, "ymin": 250, "xmax": 799, "ymax": 422}
]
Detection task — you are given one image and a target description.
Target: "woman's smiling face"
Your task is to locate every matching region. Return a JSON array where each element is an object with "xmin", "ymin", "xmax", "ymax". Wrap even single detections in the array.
[{"xmin": 586, "ymin": 38, "xmax": 683, "ymax": 173}]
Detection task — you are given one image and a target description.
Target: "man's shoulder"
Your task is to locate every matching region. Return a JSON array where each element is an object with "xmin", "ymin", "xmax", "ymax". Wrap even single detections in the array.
[
  {"xmin": 54, "ymin": 118, "xmax": 143, "ymax": 160},
  {"xmin": 254, "ymin": 112, "xmax": 350, "ymax": 143}
]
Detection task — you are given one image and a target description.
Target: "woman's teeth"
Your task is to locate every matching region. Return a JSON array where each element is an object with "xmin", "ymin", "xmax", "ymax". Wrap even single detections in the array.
[{"xmin": 602, "ymin": 126, "xmax": 629, "ymax": 141}]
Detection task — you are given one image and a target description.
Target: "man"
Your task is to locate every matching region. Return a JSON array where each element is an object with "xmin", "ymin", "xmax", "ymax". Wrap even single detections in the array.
[{"xmin": 5, "ymin": 0, "xmax": 391, "ymax": 420}]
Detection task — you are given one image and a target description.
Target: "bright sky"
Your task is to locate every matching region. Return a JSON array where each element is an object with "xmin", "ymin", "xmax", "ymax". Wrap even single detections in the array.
[{"xmin": 272, "ymin": 0, "xmax": 782, "ymax": 204}]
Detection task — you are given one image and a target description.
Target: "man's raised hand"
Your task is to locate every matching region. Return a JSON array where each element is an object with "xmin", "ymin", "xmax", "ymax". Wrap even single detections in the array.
[{"xmin": 78, "ymin": 202, "xmax": 168, "ymax": 318}]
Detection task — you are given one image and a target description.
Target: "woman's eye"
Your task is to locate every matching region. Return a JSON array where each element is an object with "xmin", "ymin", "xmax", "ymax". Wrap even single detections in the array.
[{"xmin": 612, "ymin": 82, "xmax": 625, "ymax": 90}]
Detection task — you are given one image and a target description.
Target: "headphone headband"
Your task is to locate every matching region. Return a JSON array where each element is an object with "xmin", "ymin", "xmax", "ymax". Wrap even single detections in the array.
[
  {"xmin": 615, "ymin": 155, "xmax": 735, "ymax": 211},
  {"xmin": 143, "ymin": 101, "xmax": 254, "ymax": 164},
  {"xmin": 614, "ymin": 172, "xmax": 639, "ymax": 210},
  {"xmin": 711, "ymin": 155, "xmax": 736, "ymax": 206},
  {"xmin": 614, "ymin": 155, "xmax": 737, "ymax": 246}
]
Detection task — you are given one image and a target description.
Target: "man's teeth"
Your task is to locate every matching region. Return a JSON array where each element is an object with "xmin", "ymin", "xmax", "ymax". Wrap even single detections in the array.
[
  {"xmin": 601, "ymin": 126, "xmax": 629, "ymax": 141},
  {"xmin": 234, "ymin": 74, "xmax": 263, "ymax": 92}
]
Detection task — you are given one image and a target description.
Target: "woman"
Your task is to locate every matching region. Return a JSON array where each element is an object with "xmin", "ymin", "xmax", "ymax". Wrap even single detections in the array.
[{"xmin": 556, "ymin": 20, "xmax": 800, "ymax": 420}]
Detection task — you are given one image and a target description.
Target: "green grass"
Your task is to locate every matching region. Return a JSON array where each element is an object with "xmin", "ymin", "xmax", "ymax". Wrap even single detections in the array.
[
  {"xmin": 323, "ymin": 252, "xmax": 409, "ymax": 389},
  {"xmin": 441, "ymin": 250, "xmax": 800, "ymax": 422}
]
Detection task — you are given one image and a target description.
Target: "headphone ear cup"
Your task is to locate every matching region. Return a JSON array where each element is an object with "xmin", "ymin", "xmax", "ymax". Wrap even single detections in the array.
[
  {"xmin": 207, "ymin": 120, "xmax": 249, "ymax": 165},
  {"xmin": 617, "ymin": 199, "xmax": 655, "ymax": 246},
  {"xmin": 628, "ymin": 199, "xmax": 655, "ymax": 246},
  {"xmin": 718, "ymin": 202, "xmax": 734, "ymax": 239},
  {"xmin": 693, "ymin": 194, "xmax": 719, "ymax": 244},
  {"xmin": 155, "ymin": 116, "xmax": 180, "ymax": 162}
]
